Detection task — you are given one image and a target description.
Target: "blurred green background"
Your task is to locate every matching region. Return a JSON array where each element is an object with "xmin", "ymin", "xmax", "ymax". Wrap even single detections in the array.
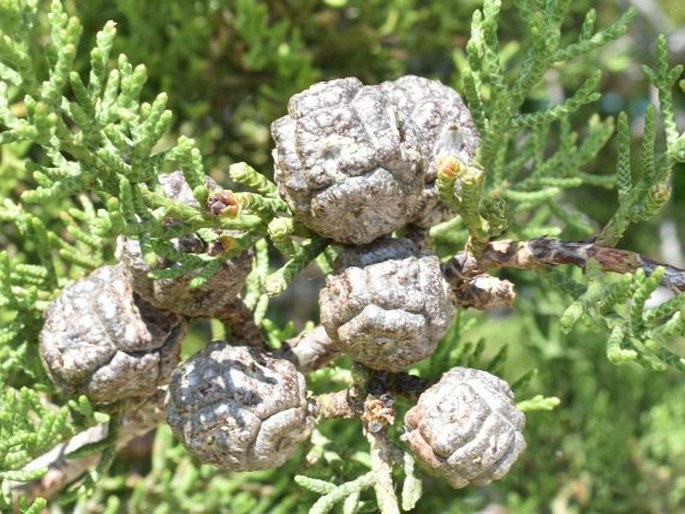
[{"xmin": 7, "ymin": 0, "xmax": 685, "ymax": 512}]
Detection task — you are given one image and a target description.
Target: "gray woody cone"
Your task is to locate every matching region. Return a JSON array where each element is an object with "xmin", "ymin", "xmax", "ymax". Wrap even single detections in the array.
[
  {"xmin": 117, "ymin": 171, "xmax": 252, "ymax": 318},
  {"xmin": 271, "ymin": 77, "xmax": 425, "ymax": 245},
  {"xmin": 403, "ymin": 367, "xmax": 526, "ymax": 489},
  {"xmin": 319, "ymin": 238, "xmax": 454, "ymax": 371},
  {"xmin": 166, "ymin": 342, "xmax": 315, "ymax": 471},
  {"xmin": 381, "ymin": 75, "xmax": 481, "ymax": 228},
  {"xmin": 40, "ymin": 264, "xmax": 187, "ymax": 403}
]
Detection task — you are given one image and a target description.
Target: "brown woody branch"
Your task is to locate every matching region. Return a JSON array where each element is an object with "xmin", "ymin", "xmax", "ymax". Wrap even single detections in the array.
[
  {"xmin": 276, "ymin": 325, "xmax": 341, "ymax": 373},
  {"xmin": 314, "ymin": 370, "xmax": 430, "ymax": 421},
  {"xmin": 213, "ymin": 297, "xmax": 268, "ymax": 349},
  {"xmin": 444, "ymin": 238, "xmax": 685, "ymax": 293}
]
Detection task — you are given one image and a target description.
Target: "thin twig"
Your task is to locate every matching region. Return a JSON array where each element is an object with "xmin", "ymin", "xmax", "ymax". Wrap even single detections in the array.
[
  {"xmin": 213, "ymin": 297, "xmax": 268, "ymax": 348},
  {"xmin": 276, "ymin": 325, "xmax": 341, "ymax": 373},
  {"xmin": 13, "ymin": 391, "xmax": 166, "ymax": 503},
  {"xmin": 315, "ymin": 390, "xmax": 360, "ymax": 420},
  {"xmin": 366, "ymin": 429, "xmax": 401, "ymax": 514},
  {"xmin": 444, "ymin": 237, "xmax": 685, "ymax": 293}
]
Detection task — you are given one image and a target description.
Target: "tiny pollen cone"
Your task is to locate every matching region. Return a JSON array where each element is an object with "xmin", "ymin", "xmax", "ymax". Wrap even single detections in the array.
[
  {"xmin": 207, "ymin": 189, "xmax": 241, "ymax": 218},
  {"xmin": 436, "ymin": 155, "xmax": 463, "ymax": 179}
]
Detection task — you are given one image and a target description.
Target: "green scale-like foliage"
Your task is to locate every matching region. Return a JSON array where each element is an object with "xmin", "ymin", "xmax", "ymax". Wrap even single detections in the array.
[
  {"xmin": 557, "ymin": 265, "xmax": 685, "ymax": 372},
  {"xmin": 437, "ymin": 1, "xmax": 635, "ymax": 244},
  {"xmin": 430, "ymin": 0, "xmax": 685, "ymax": 375},
  {"xmin": 1, "ymin": 0, "xmax": 685, "ymax": 512}
]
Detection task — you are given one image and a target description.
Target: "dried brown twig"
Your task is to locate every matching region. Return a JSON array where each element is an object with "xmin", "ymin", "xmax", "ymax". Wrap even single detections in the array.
[{"xmin": 445, "ymin": 238, "xmax": 685, "ymax": 294}]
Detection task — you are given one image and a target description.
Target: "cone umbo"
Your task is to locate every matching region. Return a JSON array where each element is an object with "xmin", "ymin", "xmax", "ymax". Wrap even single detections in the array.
[
  {"xmin": 319, "ymin": 238, "xmax": 455, "ymax": 371},
  {"xmin": 40, "ymin": 264, "xmax": 187, "ymax": 403},
  {"xmin": 165, "ymin": 342, "xmax": 315, "ymax": 471},
  {"xmin": 117, "ymin": 171, "xmax": 252, "ymax": 318},
  {"xmin": 271, "ymin": 77, "xmax": 425, "ymax": 245},
  {"xmin": 403, "ymin": 367, "xmax": 526, "ymax": 489}
]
